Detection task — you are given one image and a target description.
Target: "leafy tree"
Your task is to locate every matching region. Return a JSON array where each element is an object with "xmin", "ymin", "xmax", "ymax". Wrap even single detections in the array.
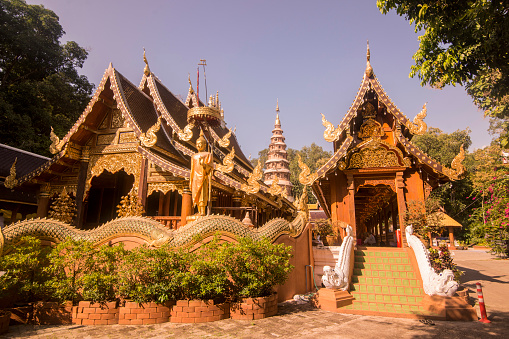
[
  {"xmin": 467, "ymin": 145, "xmax": 509, "ymax": 254},
  {"xmin": 412, "ymin": 127, "xmax": 475, "ymax": 235},
  {"xmin": 0, "ymin": 0, "xmax": 93, "ymax": 155},
  {"xmin": 377, "ymin": 0, "xmax": 509, "ymax": 147}
]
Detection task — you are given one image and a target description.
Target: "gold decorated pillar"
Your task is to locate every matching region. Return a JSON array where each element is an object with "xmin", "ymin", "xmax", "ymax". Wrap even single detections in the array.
[
  {"xmin": 180, "ymin": 188, "xmax": 193, "ymax": 227},
  {"xmin": 396, "ymin": 172, "xmax": 407, "ymax": 247},
  {"xmin": 36, "ymin": 183, "xmax": 51, "ymax": 218},
  {"xmin": 75, "ymin": 146, "xmax": 90, "ymax": 227},
  {"xmin": 138, "ymin": 158, "xmax": 149, "ymax": 208}
]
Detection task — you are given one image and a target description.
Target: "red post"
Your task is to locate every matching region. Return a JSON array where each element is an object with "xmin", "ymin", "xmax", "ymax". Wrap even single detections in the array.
[
  {"xmin": 396, "ymin": 229, "xmax": 402, "ymax": 248},
  {"xmin": 476, "ymin": 282, "xmax": 491, "ymax": 323}
]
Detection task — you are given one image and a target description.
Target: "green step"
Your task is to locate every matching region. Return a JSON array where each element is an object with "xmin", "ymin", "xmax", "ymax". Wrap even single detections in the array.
[
  {"xmin": 354, "ymin": 256, "xmax": 410, "ymax": 264},
  {"xmin": 354, "ymin": 250, "xmax": 408, "ymax": 258},
  {"xmin": 351, "ymin": 291, "xmax": 424, "ymax": 302}
]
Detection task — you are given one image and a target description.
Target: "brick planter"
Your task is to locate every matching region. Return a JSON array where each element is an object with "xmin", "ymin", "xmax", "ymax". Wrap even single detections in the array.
[
  {"xmin": 119, "ymin": 301, "xmax": 174, "ymax": 325},
  {"xmin": 171, "ymin": 300, "xmax": 230, "ymax": 323},
  {"xmin": 0, "ymin": 311, "xmax": 10, "ymax": 335},
  {"xmin": 72, "ymin": 301, "xmax": 119, "ymax": 325},
  {"xmin": 33, "ymin": 301, "xmax": 72, "ymax": 325},
  {"xmin": 230, "ymin": 293, "xmax": 278, "ymax": 320}
]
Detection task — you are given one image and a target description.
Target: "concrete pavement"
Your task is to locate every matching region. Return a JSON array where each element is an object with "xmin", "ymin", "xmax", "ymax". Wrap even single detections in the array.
[{"xmin": 2, "ymin": 248, "xmax": 508, "ymax": 338}]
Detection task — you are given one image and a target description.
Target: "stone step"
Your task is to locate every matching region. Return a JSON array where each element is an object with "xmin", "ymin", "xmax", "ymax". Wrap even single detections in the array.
[
  {"xmin": 354, "ymin": 249, "xmax": 409, "ymax": 258},
  {"xmin": 351, "ymin": 280, "xmax": 423, "ymax": 295},
  {"xmin": 352, "ymin": 270, "xmax": 417, "ymax": 280},
  {"xmin": 354, "ymin": 256, "xmax": 410, "ymax": 265},
  {"xmin": 353, "ymin": 266, "xmax": 415, "ymax": 275},
  {"xmin": 343, "ymin": 301, "xmax": 442, "ymax": 318},
  {"xmin": 350, "ymin": 291, "xmax": 424, "ymax": 304}
]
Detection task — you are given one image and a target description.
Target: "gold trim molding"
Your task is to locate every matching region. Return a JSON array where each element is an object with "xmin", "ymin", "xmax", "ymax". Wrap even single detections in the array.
[
  {"xmin": 85, "ymin": 153, "xmax": 142, "ymax": 195},
  {"xmin": 147, "ymin": 182, "xmax": 183, "ymax": 195}
]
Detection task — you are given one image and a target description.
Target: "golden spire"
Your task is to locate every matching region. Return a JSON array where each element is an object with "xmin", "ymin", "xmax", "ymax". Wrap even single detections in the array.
[
  {"xmin": 143, "ymin": 48, "xmax": 151, "ymax": 76},
  {"xmin": 275, "ymin": 99, "xmax": 281, "ymax": 126},
  {"xmin": 365, "ymin": 40, "xmax": 373, "ymax": 77}
]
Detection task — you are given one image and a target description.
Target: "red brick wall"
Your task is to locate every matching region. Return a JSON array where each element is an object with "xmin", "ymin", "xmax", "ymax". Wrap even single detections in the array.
[
  {"xmin": 72, "ymin": 301, "xmax": 119, "ymax": 325},
  {"xmin": 118, "ymin": 301, "xmax": 173, "ymax": 325},
  {"xmin": 230, "ymin": 293, "xmax": 278, "ymax": 320},
  {"xmin": 171, "ymin": 300, "xmax": 230, "ymax": 323}
]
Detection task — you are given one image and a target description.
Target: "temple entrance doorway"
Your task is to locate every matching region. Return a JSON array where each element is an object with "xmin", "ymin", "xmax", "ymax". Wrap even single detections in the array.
[
  {"xmin": 355, "ymin": 184, "xmax": 399, "ymax": 247},
  {"xmin": 82, "ymin": 170, "xmax": 134, "ymax": 229}
]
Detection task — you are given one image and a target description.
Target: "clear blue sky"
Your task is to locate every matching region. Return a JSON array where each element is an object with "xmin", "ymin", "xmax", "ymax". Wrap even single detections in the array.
[{"xmin": 27, "ymin": 0, "xmax": 491, "ymax": 159}]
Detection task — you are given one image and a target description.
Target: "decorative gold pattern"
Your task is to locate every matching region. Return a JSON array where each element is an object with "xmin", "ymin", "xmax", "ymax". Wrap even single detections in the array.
[
  {"xmin": 217, "ymin": 128, "xmax": 232, "ymax": 148},
  {"xmin": 321, "ymin": 113, "xmax": 341, "ymax": 142},
  {"xmin": 49, "ymin": 127, "xmax": 66, "ymax": 154},
  {"xmin": 358, "ymin": 118, "xmax": 384, "ymax": 140},
  {"xmin": 97, "ymin": 134, "xmax": 117, "ymax": 145},
  {"xmin": 86, "ymin": 153, "xmax": 141, "ymax": 196},
  {"xmin": 354, "ymin": 178, "xmax": 396, "ymax": 193},
  {"xmin": 187, "ymin": 106, "xmax": 222, "ymax": 124},
  {"xmin": 147, "ymin": 182, "xmax": 183, "ymax": 196},
  {"xmin": 139, "ymin": 116, "xmax": 162, "ymax": 147},
  {"xmin": 176, "ymin": 122, "xmax": 194, "ymax": 141},
  {"xmin": 111, "ymin": 108, "xmax": 125, "ymax": 128},
  {"xmin": 349, "ymin": 146, "xmax": 399, "ymax": 169},
  {"xmin": 405, "ymin": 103, "xmax": 428, "ymax": 135},
  {"xmin": 4, "ymin": 158, "xmax": 18, "ymax": 189},
  {"xmin": 297, "ymin": 154, "xmax": 318, "ymax": 185},
  {"xmin": 215, "ymin": 147, "xmax": 235, "ymax": 173},
  {"xmin": 119, "ymin": 131, "xmax": 138, "ymax": 144},
  {"xmin": 241, "ymin": 161, "xmax": 263, "ymax": 194}
]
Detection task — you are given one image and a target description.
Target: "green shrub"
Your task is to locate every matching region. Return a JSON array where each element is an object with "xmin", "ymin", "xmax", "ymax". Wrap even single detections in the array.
[
  {"xmin": 0, "ymin": 236, "xmax": 53, "ymax": 303},
  {"xmin": 428, "ymin": 244, "xmax": 463, "ymax": 282},
  {"xmin": 117, "ymin": 245, "xmax": 188, "ymax": 304},
  {"xmin": 46, "ymin": 239, "xmax": 124, "ymax": 304},
  {"xmin": 225, "ymin": 237, "xmax": 294, "ymax": 299},
  {"xmin": 179, "ymin": 237, "xmax": 232, "ymax": 302}
]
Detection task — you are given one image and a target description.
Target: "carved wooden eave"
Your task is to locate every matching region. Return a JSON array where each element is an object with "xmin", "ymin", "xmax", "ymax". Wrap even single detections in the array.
[
  {"xmin": 17, "ymin": 148, "xmax": 67, "ymax": 185},
  {"xmin": 395, "ymin": 128, "xmax": 466, "ymax": 181}
]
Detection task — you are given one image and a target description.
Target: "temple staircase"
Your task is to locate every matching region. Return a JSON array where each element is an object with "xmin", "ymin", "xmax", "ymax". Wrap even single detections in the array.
[{"xmin": 340, "ymin": 247, "xmax": 443, "ymax": 319}]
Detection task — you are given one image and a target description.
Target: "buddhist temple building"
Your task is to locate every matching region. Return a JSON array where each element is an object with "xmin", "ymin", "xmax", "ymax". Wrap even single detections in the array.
[
  {"xmin": 3, "ymin": 54, "xmax": 297, "ymax": 229},
  {"xmin": 301, "ymin": 43, "xmax": 466, "ymax": 247},
  {"xmin": 263, "ymin": 101, "xmax": 293, "ymax": 202}
]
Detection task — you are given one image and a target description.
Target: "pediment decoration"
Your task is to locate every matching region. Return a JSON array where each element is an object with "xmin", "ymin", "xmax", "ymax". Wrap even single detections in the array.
[
  {"xmin": 347, "ymin": 139, "xmax": 410, "ymax": 169},
  {"xmin": 358, "ymin": 118, "xmax": 384, "ymax": 140},
  {"xmin": 85, "ymin": 153, "xmax": 142, "ymax": 197}
]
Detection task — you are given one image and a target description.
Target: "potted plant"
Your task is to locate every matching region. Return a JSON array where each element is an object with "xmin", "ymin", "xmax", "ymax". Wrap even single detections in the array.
[
  {"xmin": 171, "ymin": 237, "xmax": 232, "ymax": 323},
  {"xmin": 46, "ymin": 239, "xmax": 124, "ymax": 325},
  {"xmin": 225, "ymin": 237, "xmax": 293, "ymax": 320},
  {"xmin": 117, "ymin": 244, "xmax": 184, "ymax": 324}
]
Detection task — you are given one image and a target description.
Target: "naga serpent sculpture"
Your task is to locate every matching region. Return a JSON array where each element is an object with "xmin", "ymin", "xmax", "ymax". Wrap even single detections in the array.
[
  {"xmin": 321, "ymin": 225, "xmax": 354, "ymax": 291},
  {"xmin": 0, "ymin": 192, "xmax": 309, "ymax": 254},
  {"xmin": 405, "ymin": 225, "xmax": 459, "ymax": 297}
]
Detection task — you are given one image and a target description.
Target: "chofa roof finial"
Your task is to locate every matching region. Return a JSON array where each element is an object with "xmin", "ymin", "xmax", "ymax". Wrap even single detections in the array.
[
  {"xmin": 143, "ymin": 48, "xmax": 151, "ymax": 76},
  {"xmin": 365, "ymin": 40, "xmax": 373, "ymax": 77}
]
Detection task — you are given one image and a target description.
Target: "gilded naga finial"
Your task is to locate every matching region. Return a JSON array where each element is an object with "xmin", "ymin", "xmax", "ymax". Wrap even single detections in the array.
[
  {"xmin": 276, "ymin": 98, "xmax": 280, "ymax": 112},
  {"xmin": 143, "ymin": 48, "xmax": 151, "ymax": 76},
  {"xmin": 176, "ymin": 122, "xmax": 194, "ymax": 141},
  {"xmin": 365, "ymin": 40, "xmax": 373, "ymax": 77},
  {"xmin": 188, "ymin": 74, "xmax": 194, "ymax": 95},
  {"xmin": 217, "ymin": 128, "xmax": 232, "ymax": 148},
  {"xmin": 267, "ymin": 175, "xmax": 284, "ymax": 198},
  {"xmin": 444, "ymin": 144, "xmax": 466, "ymax": 180},
  {"xmin": 321, "ymin": 113, "xmax": 341, "ymax": 142},
  {"xmin": 405, "ymin": 103, "xmax": 428, "ymax": 135},
  {"xmin": 140, "ymin": 116, "xmax": 162, "ymax": 147},
  {"xmin": 4, "ymin": 158, "xmax": 19, "ymax": 189},
  {"xmin": 215, "ymin": 147, "xmax": 235, "ymax": 173},
  {"xmin": 241, "ymin": 161, "xmax": 263, "ymax": 194},
  {"xmin": 49, "ymin": 127, "xmax": 65, "ymax": 154},
  {"xmin": 297, "ymin": 154, "xmax": 318, "ymax": 186}
]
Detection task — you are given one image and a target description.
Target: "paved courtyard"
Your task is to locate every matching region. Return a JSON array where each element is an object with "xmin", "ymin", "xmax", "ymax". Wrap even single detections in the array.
[{"xmin": 3, "ymin": 249, "xmax": 508, "ymax": 339}]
